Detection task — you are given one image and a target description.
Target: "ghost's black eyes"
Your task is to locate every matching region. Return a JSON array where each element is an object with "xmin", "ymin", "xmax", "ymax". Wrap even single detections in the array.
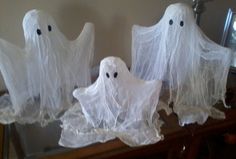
[
  {"xmin": 48, "ymin": 25, "xmax": 52, "ymax": 32},
  {"xmin": 180, "ymin": 21, "xmax": 184, "ymax": 27},
  {"xmin": 106, "ymin": 72, "xmax": 118, "ymax": 78},
  {"xmin": 106, "ymin": 72, "xmax": 110, "ymax": 78},
  {"xmin": 169, "ymin": 19, "xmax": 173, "ymax": 25},
  {"xmin": 114, "ymin": 72, "xmax": 118, "ymax": 78},
  {"xmin": 36, "ymin": 29, "xmax": 42, "ymax": 35}
]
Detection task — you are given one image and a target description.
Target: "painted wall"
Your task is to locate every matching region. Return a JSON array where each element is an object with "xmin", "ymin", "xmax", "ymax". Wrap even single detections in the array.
[{"xmin": 0, "ymin": 0, "xmax": 235, "ymax": 90}]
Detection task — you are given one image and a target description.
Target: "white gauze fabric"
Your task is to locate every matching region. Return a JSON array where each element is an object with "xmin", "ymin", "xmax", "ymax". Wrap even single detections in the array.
[
  {"xmin": 0, "ymin": 9, "xmax": 94, "ymax": 125},
  {"xmin": 131, "ymin": 3, "xmax": 232, "ymax": 126},
  {"xmin": 59, "ymin": 56, "xmax": 163, "ymax": 147}
]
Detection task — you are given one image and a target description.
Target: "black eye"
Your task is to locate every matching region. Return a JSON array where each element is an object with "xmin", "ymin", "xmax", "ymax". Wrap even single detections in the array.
[
  {"xmin": 48, "ymin": 25, "xmax": 52, "ymax": 32},
  {"xmin": 36, "ymin": 29, "xmax": 42, "ymax": 35},
  {"xmin": 180, "ymin": 21, "xmax": 184, "ymax": 27},
  {"xmin": 106, "ymin": 72, "xmax": 110, "ymax": 78},
  {"xmin": 169, "ymin": 19, "xmax": 173, "ymax": 25},
  {"xmin": 114, "ymin": 72, "xmax": 118, "ymax": 78}
]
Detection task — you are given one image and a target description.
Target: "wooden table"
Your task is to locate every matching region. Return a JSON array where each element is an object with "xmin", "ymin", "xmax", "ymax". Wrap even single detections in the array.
[{"xmin": 38, "ymin": 103, "xmax": 236, "ymax": 159}]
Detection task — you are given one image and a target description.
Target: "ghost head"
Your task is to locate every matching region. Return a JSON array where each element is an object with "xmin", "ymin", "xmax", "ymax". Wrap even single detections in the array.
[
  {"xmin": 98, "ymin": 56, "xmax": 132, "ymax": 92},
  {"xmin": 23, "ymin": 10, "xmax": 67, "ymax": 51},
  {"xmin": 162, "ymin": 3, "xmax": 194, "ymax": 28}
]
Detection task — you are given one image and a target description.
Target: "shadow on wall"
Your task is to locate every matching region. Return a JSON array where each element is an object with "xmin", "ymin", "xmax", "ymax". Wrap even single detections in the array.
[{"xmin": 58, "ymin": 3, "xmax": 130, "ymax": 67}]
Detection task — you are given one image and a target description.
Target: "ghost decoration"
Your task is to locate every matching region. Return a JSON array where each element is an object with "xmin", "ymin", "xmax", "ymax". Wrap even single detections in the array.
[
  {"xmin": 59, "ymin": 57, "xmax": 163, "ymax": 147},
  {"xmin": 0, "ymin": 9, "xmax": 94, "ymax": 125},
  {"xmin": 131, "ymin": 3, "xmax": 232, "ymax": 126}
]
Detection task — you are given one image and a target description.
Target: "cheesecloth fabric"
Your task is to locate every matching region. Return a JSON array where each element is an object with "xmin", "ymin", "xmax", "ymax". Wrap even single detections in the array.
[
  {"xmin": 59, "ymin": 56, "xmax": 163, "ymax": 147},
  {"xmin": 131, "ymin": 3, "xmax": 232, "ymax": 126},
  {"xmin": 0, "ymin": 10, "xmax": 94, "ymax": 125}
]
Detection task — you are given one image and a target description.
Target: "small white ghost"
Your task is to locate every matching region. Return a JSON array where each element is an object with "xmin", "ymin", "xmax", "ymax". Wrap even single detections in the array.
[
  {"xmin": 59, "ymin": 56, "xmax": 163, "ymax": 147},
  {"xmin": 131, "ymin": 3, "xmax": 232, "ymax": 126},
  {"xmin": 0, "ymin": 9, "xmax": 94, "ymax": 125}
]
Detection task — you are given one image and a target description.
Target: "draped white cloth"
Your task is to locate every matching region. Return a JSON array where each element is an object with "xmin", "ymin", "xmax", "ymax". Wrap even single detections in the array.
[
  {"xmin": 0, "ymin": 10, "xmax": 94, "ymax": 125},
  {"xmin": 131, "ymin": 3, "xmax": 232, "ymax": 126},
  {"xmin": 60, "ymin": 57, "xmax": 163, "ymax": 147}
]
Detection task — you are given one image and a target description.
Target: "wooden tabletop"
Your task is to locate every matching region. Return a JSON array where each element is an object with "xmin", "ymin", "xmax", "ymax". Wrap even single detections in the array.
[{"xmin": 41, "ymin": 102, "xmax": 236, "ymax": 159}]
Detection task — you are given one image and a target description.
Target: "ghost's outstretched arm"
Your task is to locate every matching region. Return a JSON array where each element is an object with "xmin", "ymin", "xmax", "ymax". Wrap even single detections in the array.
[
  {"xmin": 131, "ymin": 24, "xmax": 164, "ymax": 80},
  {"xmin": 132, "ymin": 25, "xmax": 154, "ymax": 73},
  {"xmin": 200, "ymin": 32, "xmax": 233, "ymax": 60},
  {"xmin": 0, "ymin": 38, "xmax": 28, "ymax": 110},
  {"xmin": 200, "ymin": 35, "xmax": 232, "ymax": 108},
  {"xmin": 73, "ymin": 23, "xmax": 94, "ymax": 67},
  {"xmin": 69, "ymin": 23, "xmax": 95, "ymax": 87}
]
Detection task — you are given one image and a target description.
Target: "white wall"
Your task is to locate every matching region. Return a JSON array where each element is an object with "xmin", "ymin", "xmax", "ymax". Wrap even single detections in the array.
[{"xmin": 0, "ymin": 0, "xmax": 235, "ymax": 90}]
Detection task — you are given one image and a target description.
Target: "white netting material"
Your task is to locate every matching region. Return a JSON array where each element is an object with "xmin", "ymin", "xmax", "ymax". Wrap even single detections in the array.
[
  {"xmin": 59, "ymin": 56, "xmax": 163, "ymax": 147},
  {"xmin": 0, "ymin": 9, "xmax": 94, "ymax": 125},
  {"xmin": 131, "ymin": 3, "xmax": 232, "ymax": 126}
]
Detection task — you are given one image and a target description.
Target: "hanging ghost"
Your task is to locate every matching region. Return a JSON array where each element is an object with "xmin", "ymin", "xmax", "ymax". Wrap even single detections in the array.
[
  {"xmin": 131, "ymin": 3, "xmax": 232, "ymax": 126},
  {"xmin": 59, "ymin": 56, "xmax": 163, "ymax": 147},
  {"xmin": 0, "ymin": 9, "xmax": 94, "ymax": 125}
]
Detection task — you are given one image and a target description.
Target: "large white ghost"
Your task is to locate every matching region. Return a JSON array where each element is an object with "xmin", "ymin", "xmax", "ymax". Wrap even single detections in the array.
[
  {"xmin": 0, "ymin": 9, "xmax": 94, "ymax": 125},
  {"xmin": 131, "ymin": 3, "xmax": 232, "ymax": 126},
  {"xmin": 59, "ymin": 56, "xmax": 163, "ymax": 147}
]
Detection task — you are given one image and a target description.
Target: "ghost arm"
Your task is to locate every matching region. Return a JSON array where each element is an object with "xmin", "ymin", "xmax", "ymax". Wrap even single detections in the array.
[
  {"xmin": 69, "ymin": 23, "xmax": 95, "ymax": 87},
  {"xmin": 200, "ymin": 35, "xmax": 232, "ymax": 108},
  {"xmin": 0, "ymin": 39, "xmax": 28, "ymax": 111},
  {"xmin": 131, "ymin": 24, "xmax": 165, "ymax": 80},
  {"xmin": 72, "ymin": 82, "xmax": 107, "ymax": 127},
  {"xmin": 131, "ymin": 25, "xmax": 156, "ymax": 74},
  {"xmin": 198, "ymin": 30, "xmax": 232, "ymax": 61}
]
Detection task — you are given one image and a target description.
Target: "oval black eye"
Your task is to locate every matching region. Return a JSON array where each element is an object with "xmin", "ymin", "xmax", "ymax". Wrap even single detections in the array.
[
  {"xmin": 48, "ymin": 25, "xmax": 52, "ymax": 32},
  {"xmin": 180, "ymin": 21, "xmax": 184, "ymax": 27},
  {"xmin": 114, "ymin": 72, "xmax": 118, "ymax": 78},
  {"xmin": 36, "ymin": 29, "xmax": 42, "ymax": 35},
  {"xmin": 106, "ymin": 72, "xmax": 110, "ymax": 78},
  {"xmin": 169, "ymin": 19, "xmax": 173, "ymax": 25}
]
